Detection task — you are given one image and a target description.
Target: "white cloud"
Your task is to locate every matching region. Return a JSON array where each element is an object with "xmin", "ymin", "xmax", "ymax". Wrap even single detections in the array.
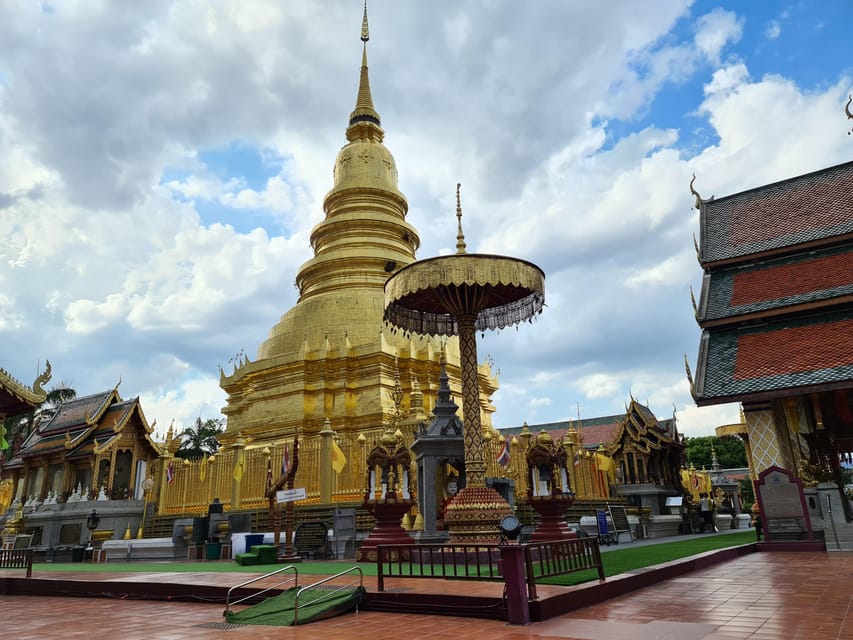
[
  {"xmin": 765, "ymin": 21, "xmax": 782, "ymax": 40},
  {"xmin": 694, "ymin": 9, "xmax": 743, "ymax": 64},
  {"xmin": 0, "ymin": 1, "xmax": 847, "ymax": 441}
]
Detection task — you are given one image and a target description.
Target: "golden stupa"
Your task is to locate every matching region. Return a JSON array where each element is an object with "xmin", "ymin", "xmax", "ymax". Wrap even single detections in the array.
[{"xmin": 220, "ymin": 6, "xmax": 498, "ymax": 444}]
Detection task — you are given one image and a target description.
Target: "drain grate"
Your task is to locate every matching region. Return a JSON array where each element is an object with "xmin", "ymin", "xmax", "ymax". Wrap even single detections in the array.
[{"xmin": 193, "ymin": 622, "xmax": 245, "ymax": 630}]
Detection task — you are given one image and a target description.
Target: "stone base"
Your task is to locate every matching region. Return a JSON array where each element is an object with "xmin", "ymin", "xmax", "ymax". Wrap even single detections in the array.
[
  {"xmin": 355, "ymin": 498, "xmax": 415, "ymax": 562},
  {"xmin": 444, "ymin": 485, "xmax": 512, "ymax": 545},
  {"xmin": 528, "ymin": 494, "xmax": 576, "ymax": 543}
]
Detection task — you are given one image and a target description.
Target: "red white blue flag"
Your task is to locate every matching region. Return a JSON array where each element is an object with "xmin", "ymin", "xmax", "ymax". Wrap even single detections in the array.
[
  {"xmin": 497, "ymin": 440, "xmax": 510, "ymax": 467},
  {"xmin": 281, "ymin": 445, "xmax": 290, "ymax": 476},
  {"xmin": 166, "ymin": 460, "xmax": 174, "ymax": 484}
]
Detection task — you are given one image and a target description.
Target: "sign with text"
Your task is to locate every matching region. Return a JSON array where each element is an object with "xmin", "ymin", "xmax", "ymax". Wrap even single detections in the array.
[{"xmin": 276, "ymin": 487, "xmax": 307, "ymax": 503}]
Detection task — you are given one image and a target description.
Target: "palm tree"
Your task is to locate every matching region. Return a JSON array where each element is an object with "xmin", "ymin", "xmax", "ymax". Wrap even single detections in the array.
[{"xmin": 174, "ymin": 417, "xmax": 224, "ymax": 459}]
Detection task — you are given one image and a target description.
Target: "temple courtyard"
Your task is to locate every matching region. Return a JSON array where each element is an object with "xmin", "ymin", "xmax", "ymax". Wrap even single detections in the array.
[{"xmin": 2, "ymin": 538, "xmax": 851, "ymax": 639}]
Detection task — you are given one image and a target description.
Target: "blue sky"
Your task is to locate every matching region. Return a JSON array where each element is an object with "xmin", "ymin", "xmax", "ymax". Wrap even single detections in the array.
[{"xmin": 1, "ymin": 1, "xmax": 851, "ymax": 439}]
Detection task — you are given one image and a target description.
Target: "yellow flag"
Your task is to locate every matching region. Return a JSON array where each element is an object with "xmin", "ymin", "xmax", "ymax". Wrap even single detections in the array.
[
  {"xmin": 331, "ymin": 439, "xmax": 347, "ymax": 474},
  {"xmin": 199, "ymin": 454, "xmax": 208, "ymax": 482},
  {"xmin": 233, "ymin": 451, "xmax": 244, "ymax": 482}
]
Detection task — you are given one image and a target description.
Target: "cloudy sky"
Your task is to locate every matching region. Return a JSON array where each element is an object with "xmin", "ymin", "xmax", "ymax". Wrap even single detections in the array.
[{"xmin": 2, "ymin": 1, "xmax": 851, "ymax": 439}]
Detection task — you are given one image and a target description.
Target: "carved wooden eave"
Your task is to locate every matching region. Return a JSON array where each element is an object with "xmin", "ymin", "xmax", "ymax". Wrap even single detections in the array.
[
  {"xmin": 93, "ymin": 434, "xmax": 121, "ymax": 455},
  {"xmin": 83, "ymin": 387, "xmax": 122, "ymax": 426}
]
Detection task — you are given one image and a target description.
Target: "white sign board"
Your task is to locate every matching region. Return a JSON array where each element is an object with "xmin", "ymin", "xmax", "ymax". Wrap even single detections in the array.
[{"xmin": 276, "ymin": 487, "xmax": 307, "ymax": 503}]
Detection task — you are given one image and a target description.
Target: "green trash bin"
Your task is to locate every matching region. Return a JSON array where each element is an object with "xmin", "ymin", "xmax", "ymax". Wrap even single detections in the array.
[{"xmin": 205, "ymin": 542, "xmax": 222, "ymax": 560}]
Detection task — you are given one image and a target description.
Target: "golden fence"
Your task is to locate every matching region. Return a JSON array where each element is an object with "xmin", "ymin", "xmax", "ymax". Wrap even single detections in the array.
[{"xmin": 155, "ymin": 428, "xmax": 612, "ymax": 515}]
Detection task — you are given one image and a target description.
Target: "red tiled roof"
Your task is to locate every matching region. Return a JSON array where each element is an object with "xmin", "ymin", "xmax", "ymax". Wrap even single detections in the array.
[
  {"xmin": 727, "ymin": 171, "xmax": 853, "ymax": 248},
  {"xmin": 734, "ymin": 318, "xmax": 853, "ymax": 380},
  {"xmin": 701, "ymin": 161, "xmax": 853, "ymax": 263},
  {"xmin": 730, "ymin": 251, "xmax": 853, "ymax": 306}
]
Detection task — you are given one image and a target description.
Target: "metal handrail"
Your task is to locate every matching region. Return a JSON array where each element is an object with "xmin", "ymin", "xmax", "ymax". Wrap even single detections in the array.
[
  {"xmin": 293, "ymin": 566, "xmax": 364, "ymax": 625},
  {"xmin": 224, "ymin": 564, "xmax": 299, "ymax": 616}
]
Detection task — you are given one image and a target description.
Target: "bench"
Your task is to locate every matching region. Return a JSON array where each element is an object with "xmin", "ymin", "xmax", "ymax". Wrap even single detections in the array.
[
  {"xmin": 0, "ymin": 548, "xmax": 33, "ymax": 577},
  {"xmin": 294, "ymin": 521, "xmax": 329, "ymax": 559}
]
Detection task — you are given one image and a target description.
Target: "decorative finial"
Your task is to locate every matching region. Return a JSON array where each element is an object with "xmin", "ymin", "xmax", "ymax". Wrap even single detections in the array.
[
  {"xmin": 361, "ymin": 0, "xmax": 369, "ymax": 42},
  {"xmin": 683, "ymin": 353, "xmax": 695, "ymax": 393},
  {"xmin": 347, "ymin": 0, "xmax": 380, "ymax": 136},
  {"xmin": 846, "ymin": 94, "xmax": 853, "ymax": 135},
  {"xmin": 689, "ymin": 285, "xmax": 698, "ymax": 317},
  {"xmin": 689, "ymin": 173, "xmax": 702, "ymax": 210},
  {"xmin": 455, "ymin": 182, "xmax": 467, "ymax": 254}
]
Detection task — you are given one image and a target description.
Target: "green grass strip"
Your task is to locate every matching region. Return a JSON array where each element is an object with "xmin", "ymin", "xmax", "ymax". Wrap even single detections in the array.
[
  {"xmin": 32, "ymin": 531, "xmax": 754, "ymax": 586},
  {"xmin": 538, "ymin": 530, "xmax": 756, "ymax": 586}
]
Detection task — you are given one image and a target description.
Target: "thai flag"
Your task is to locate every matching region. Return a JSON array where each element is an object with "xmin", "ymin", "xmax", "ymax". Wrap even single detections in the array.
[
  {"xmin": 497, "ymin": 440, "xmax": 510, "ymax": 467},
  {"xmin": 281, "ymin": 445, "xmax": 290, "ymax": 476},
  {"xmin": 166, "ymin": 460, "xmax": 174, "ymax": 484},
  {"xmin": 574, "ymin": 451, "xmax": 581, "ymax": 467}
]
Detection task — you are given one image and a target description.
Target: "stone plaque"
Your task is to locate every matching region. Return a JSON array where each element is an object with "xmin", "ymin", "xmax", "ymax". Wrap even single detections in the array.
[{"xmin": 756, "ymin": 465, "xmax": 813, "ymax": 541}]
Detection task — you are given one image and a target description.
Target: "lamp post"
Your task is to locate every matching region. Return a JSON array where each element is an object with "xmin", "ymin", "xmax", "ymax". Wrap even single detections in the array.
[{"xmin": 85, "ymin": 509, "xmax": 100, "ymax": 561}]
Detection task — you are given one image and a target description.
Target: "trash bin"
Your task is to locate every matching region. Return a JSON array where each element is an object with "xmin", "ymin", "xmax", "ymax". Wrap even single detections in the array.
[
  {"xmin": 205, "ymin": 542, "xmax": 222, "ymax": 560},
  {"xmin": 71, "ymin": 546, "xmax": 85, "ymax": 563},
  {"xmin": 244, "ymin": 533, "xmax": 264, "ymax": 551}
]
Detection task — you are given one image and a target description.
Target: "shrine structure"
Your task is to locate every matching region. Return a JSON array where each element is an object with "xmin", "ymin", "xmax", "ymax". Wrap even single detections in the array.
[{"xmin": 689, "ymin": 158, "xmax": 853, "ymax": 549}]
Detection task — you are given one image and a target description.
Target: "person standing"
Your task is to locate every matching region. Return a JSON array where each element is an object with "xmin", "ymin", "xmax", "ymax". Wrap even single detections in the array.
[{"xmin": 699, "ymin": 493, "xmax": 713, "ymax": 533}]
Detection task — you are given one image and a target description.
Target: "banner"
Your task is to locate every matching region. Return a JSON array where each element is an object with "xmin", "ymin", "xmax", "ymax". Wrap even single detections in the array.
[
  {"xmin": 331, "ymin": 439, "xmax": 347, "ymax": 473},
  {"xmin": 281, "ymin": 444, "xmax": 290, "ymax": 476},
  {"xmin": 166, "ymin": 460, "xmax": 174, "ymax": 484},
  {"xmin": 496, "ymin": 439, "xmax": 510, "ymax": 467}
]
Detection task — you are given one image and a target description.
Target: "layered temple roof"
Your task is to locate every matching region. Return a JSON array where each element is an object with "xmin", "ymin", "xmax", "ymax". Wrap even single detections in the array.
[
  {"xmin": 499, "ymin": 401, "xmax": 677, "ymax": 451},
  {"xmin": 692, "ymin": 159, "xmax": 853, "ymax": 406},
  {"xmin": 5, "ymin": 390, "xmax": 160, "ymax": 469},
  {"xmin": 698, "ymin": 160, "xmax": 853, "ymax": 265}
]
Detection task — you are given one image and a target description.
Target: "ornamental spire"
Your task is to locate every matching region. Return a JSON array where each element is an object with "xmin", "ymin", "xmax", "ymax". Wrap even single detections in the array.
[
  {"xmin": 455, "ymin": 183, "xmax": 467, "ymax": 254},
  {"xmin": 347, "ymin": 1, "xmax": 381, "ymax": 136}
]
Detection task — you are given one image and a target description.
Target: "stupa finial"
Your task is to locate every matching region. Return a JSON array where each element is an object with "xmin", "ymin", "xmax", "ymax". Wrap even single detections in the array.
[
  {"xmin": 455, "ymin": 182, "xmax": 467, "ymax": 254},
  {"xmin": 347, "ymin": 0, "xmax": 381, "ymax": 138},
  {"xmin": 361, "ymin": 0, "xmax": 369, "ymax": 42}
]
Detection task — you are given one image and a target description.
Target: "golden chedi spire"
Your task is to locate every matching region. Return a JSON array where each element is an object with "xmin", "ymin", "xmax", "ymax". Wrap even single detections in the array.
[
  {"xmin": 347, "ymin": 1, "xmax": 381, "ymax": 139},
  {"xmin": 222, "ymin": 5, "xmax": 499, "ymax": 446}
]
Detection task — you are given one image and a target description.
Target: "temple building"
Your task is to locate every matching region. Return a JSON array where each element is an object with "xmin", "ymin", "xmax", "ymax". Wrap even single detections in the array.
[
  {"xmin": 1, "ymin": 387, "xmax": 161, "ymax": 504},
  {"xmin": 690, "ymin": 159, "xmax": 853, "ymax": 548},
  {"xmin": 499, "ymin": 399, "xmax": 685, "ymax": 511},
  {"xmin": 219, "ymin": 8, "xmax": 498, "ymax": 455},
  {"xmin": 0, "ymin": 363, "xmax": 49, "ymax": 512}
]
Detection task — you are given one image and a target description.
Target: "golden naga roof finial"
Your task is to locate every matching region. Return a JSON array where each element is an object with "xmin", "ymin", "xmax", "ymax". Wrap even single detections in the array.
[
  {"xmin": 455, "ymin": 182, "xmax": 467, "ymax": 254},
  {"xmin": 33, "ymin": 359, "xmax": 52, "ymax": 396},
  {"xmin": 846, "ymin": 94, "xmax": 853, "ymax": 135}
]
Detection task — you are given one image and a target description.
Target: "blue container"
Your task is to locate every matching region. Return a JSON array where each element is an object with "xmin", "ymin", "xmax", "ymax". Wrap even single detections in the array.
[{"xmin": 244, "ymin": 533, "xmax": 264, "ymax": 551}]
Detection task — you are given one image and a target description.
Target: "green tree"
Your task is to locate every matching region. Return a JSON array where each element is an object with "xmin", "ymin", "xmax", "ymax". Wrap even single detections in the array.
[
  {"xmin": 684, "ymin": 436, "xmax": 747, "ymax": 469},
  {"xmin": 174, "ymin": 417, "xmax": 224, "ymax": 459}
]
